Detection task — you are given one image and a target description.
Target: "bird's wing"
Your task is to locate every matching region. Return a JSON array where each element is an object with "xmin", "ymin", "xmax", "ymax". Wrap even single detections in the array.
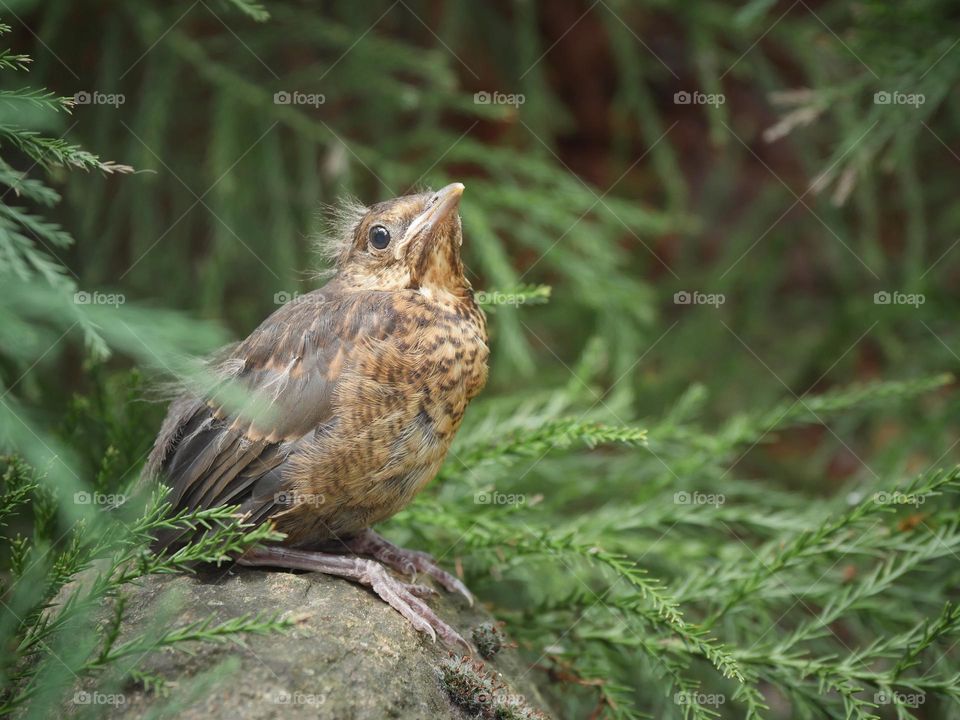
[{"xmin": 146, "ymin": 284, "xmax": 382, "ymax": 546}]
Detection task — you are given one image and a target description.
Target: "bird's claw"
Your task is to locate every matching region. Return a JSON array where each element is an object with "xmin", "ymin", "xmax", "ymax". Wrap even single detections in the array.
[
  {"xmin": 406, "ymin": 581, "xmax": 438, "ymax": 599},
  {"xmin": 238, "ymin": 546, "xmax": 469, "ymax": 651},
  {"xmin": 397, "ymin": 548, "xmax": 474, "ymax": 606},
  {"xmin": 346, "ymin": 530, "xmax": 475, "ymax": 606},
  {"xmin": 362, "ymin": 560, "xmax": 471, "ymax": 652}
]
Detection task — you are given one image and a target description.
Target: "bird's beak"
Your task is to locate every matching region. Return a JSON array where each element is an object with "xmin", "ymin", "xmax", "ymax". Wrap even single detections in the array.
[{"xmin": 395, "ymin": 182, "xmax": 465, "ymax": 258}]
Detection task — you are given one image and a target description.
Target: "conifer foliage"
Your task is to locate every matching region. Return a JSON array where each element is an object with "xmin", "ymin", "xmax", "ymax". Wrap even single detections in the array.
[{"xmin": 2, "ymin": 2, "xmax": 959, "ymax": 718}]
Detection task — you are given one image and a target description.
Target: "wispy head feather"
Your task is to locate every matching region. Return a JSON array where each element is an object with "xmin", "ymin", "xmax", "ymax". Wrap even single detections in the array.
[
  {"xmin": 408, "ymin": 181, "xmax": 432, "ymax": 196},
  {"xmin": 312, "ymin": 196, "xmax": 367, "ymax": 278}
]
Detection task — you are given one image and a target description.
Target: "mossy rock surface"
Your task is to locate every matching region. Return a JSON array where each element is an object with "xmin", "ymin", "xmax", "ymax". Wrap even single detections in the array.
[{"xmin": 67, "ymin": 567, "xmax": 550, "ymax": 719}]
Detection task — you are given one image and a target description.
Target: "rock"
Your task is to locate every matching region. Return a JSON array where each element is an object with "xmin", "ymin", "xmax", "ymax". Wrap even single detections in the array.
[{"xmin": 69, "ymin": 567, "xmax": 551, "ymax": 719}]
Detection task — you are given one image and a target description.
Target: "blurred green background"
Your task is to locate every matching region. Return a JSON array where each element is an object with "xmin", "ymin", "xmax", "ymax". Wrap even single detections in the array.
[
  {"xmin": 2, "ymin": 1, "xmax": 960, "ymax": 718},
  {"xmin": 7, "ymin": 0, "xmax": 959, "ymax": 474}
]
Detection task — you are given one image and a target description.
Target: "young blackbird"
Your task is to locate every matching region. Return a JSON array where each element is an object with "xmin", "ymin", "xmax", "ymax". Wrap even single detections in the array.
[{"xmin": 146, "ymin": 183, "xmax": 488, "ymax": 648}]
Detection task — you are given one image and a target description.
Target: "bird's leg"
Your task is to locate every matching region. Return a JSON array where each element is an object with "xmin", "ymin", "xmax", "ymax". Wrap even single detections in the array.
[
  {"xmin": 237, "ymin": 545, "xmax": 470, "ymax": 651},
  {"xmin": 337, "ymin": 529, "xmax": 473, "ymax": 606}
]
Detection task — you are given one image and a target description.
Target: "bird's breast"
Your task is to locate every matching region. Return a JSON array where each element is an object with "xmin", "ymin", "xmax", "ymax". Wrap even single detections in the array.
[{"xmin": 277, "ymin": 291, "xmax": 488, "ymax": 543}]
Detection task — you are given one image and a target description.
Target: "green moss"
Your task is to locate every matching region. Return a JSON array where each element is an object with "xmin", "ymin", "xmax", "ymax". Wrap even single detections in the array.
[
  {"xmin": 437, "ymin": 656, "xmax": 547, "ymax": 719},
  {"xmin": 471, "ymin": 622, "xmax": 505, "ymax": 660}
]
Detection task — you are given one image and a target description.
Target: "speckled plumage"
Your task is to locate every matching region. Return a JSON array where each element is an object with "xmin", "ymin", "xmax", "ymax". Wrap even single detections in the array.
[{"xmin": 147, "ymin": 185, "xmax": 488, "ymax": 550}]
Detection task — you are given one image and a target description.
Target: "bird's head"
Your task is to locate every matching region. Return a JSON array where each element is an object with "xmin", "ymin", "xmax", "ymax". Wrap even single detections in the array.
[{"xmin": 323, "ymin": 183, "xmax": 470, "ymax": 298}]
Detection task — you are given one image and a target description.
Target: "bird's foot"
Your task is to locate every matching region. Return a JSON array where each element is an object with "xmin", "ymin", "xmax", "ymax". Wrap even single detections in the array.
[
  {"xmin": 339, "ymin": 529, "xmax": 473, "ymax": 606},
  {"xmin": 238, "ymin": 545, "xmax": 470, "ymax": 652}
]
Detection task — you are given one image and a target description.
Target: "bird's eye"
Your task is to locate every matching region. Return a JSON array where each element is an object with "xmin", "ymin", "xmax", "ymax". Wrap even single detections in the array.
[{"xmin": 369, "ymin": 225, "xmax": 391, "ymax": 250}]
